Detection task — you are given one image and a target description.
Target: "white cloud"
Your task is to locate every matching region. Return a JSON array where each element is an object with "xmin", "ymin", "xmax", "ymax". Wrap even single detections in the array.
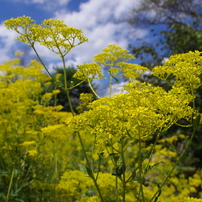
[
  {"xmin": 52, "ymin": 0, "xmax": 147, "ymax": 67},
  {"xmin": 0, "ymin": 23, "xmax": 19, "ymax": 63},
  {"xmin": 11, "ymin": 0, "xmax": 71, "ymax": 5},
  {"xmin": 0, "ymin": 0, "xmax": 147, "ymax": 71},
  {"xmin": 104, "ymin": 81, "xmax": 129, "ymax": 97},
  {"xmin": 7, "ymin": 0, "xmax": 72, "ymax": 11}
]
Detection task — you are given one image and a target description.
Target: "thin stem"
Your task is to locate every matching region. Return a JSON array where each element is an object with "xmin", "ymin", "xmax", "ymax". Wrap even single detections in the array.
[
  {"xmin": 91, "ymin": 134, "xmax": 97, "ymax": 172},
  {"xmin": 6, "ymin": 169, "xmax": 15, "ymax": 202},
  {"xmin": 191, "ymin": 86, "xmax": 195, "ymax": 109},
  {"xmin": 138, "ymin": 126, "xmax": 145, "ymax": 202},
  {"xmin": 31, "ymin": 45, "xmax": 54, "ymax": 80},
  {"xmin": 77, "ymin": 132, "xmax": 104, "ymax": 202},
  {"xmin": 109, "ymin": 138, "xmax": 120, "ymax": 201},
  {"xmin": 120, "ymin": 138, "xmax": 126, "ymax": 202},
  {"xmin": 61, "ymin": 56, "xmax": 75, "ymax": 115},
  {"xmin": 116, "ymin": 176, "xmax": 119, "ymax": 202},
  {"xmin": 88, "ymin": 79, "xmax": 100, "ymax": 99},
  {"xmin": 149, "ymin": 86, "xmax": 197, "ymax": 202},
  {"xmin": 143, "ymin": 130, "xmax": 162, "ymax": 175},
  {"xmin": 68, "ymin": 79, "xmax": 86, "ymax": 90},
  {"xmin": 109, "ymin": 75, "xmax": 113, "ymax": 97},
  {"xmin": 149, "ymin": 127, "xmax": 196, "ymax": 202},
  {"xmin": 95, "ymin": 156, "xmax": 101, "ymax": 181}
]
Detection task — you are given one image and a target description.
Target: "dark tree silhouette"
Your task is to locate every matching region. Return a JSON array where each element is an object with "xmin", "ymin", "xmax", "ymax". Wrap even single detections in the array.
[{"xmin": 48, "ymin": 66, "xmax": 96, "ymax": 113}]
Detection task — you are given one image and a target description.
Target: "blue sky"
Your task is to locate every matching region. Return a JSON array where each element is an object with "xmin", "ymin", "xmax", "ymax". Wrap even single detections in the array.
[
  {"xmin": 0, "ymin": 0, "xmax": 148, "ymax": 65},
  {"xmin": 0, "ymin": 0, "xmax": 149, "ymax": 95}
]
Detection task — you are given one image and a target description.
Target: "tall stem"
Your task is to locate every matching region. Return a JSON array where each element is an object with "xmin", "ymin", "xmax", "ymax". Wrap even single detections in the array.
[
  {"xmin": 120, "ymin": 138, "xmax": 126, "ymax": 202},
  {"xmin": 109, "ymin": 75, "xmax": 113, "ymax": 97},
  {"xmin": 143, "ymin": 130, "xmax": 162, "ymax": 175},
  {"xmin": 61, "ymin": 56, "xmax": 75, "ymax": 115},
  {"xmin": 6, "ymin": 169, "xmax": 14, "ymax": 202},
  {"xmin": 77, "ymin": 132, "xmax": 104, "ymax": 202},
  {"xmin": 88, "ymin": 79, "xmax": 100, "ymax": 99},
  {"xmin": 61, "ymin": 56, "xmax": 104, "ymax": 201},
  {"xmin": 149, "ymin": 127, "xmax": 196, "ymax": 202},
  {"xmin": 138, "ymin": 127, "xmax": 145, "ymax": 202},
  {"xmin": 150, "ymin": 87, "xmax": 198, "ymax": 202},
  {"xmin": 31, "ymin": 45, "xmax": 54, "ymax": 80}
]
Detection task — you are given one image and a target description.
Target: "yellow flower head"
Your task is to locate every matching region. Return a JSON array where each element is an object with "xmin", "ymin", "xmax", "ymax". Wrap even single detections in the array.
[
  {"xmin": 93, "ymin": 44, "xmax": 148, "ymax": 81},
  {"xmin": 28, "ymin": 149, "xmax": 38, "ymax": 157},
  {"xmin": 15, "ymin": 50, "xmax": 24, "ymax": 57},
  {"xmin": 74, "ymin": 62, "xmax": 105, "ymax": 80},
  {"xmin": 4, "ymin": 16, "xmax": 88, "ymax": 56},
  {"xmin": 20, "ymin": 141, "xmax": 36, "ymax": 147},
  {"xmin": 94, "ymin": 44, "xmax": 134, "ymax": 66},
  {"xmin": 152, "ymin": 51, "xmax": 202, "ymax": 90}
]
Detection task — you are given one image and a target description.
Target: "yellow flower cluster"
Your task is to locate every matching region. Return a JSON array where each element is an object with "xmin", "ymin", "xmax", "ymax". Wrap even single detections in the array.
[
  {"xmin": 58, "ymin": 170, "xmax": 152, "ymax": 201},
  {"xmin": 70, "ymin": 80, "xmax": 194, "ymax": 145},
  {"xmin": 182, "ymin": 198, "xmax": 202, "ymax": 202},
  {"xmin": 2, "ymin": 16, "xmax": 202, "ymax": 201},
  {"xmin": 152, "ymin": 51, "xmax": 202, "ymax": 90},
  {"xmin": 95, "ymin": 44, "xmax": 148, "ymax": 80},
  {"xmin": 73, "ymin": 44, "xmax": 148, "ymax": 84},
  {"xmin": 4, "ymin": 16, "xmax": 88, "ymax": 57},
  {"xmin": 74, "ymin": 62, "xmax": 105, "ymax": 80}
]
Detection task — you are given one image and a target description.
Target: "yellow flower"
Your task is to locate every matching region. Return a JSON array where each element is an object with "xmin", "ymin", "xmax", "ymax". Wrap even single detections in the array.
[
  {"xmin": 4, "ymin": 16, "xmax": 88, "ymax": 56},
  {"xmin": 94, "ymin": 44, "xmax": 134, "ymax": 65},
  {"xmin": 15, "ymin": 50, "xmax": 24, "ymax": 57},
  {"xmin": 20, "ymin": 141, "xmax": 36, "ymax": 147},
  {"xmin": 152, "ymin": 51, "xmax": 202, "ymax": 90},
  {"xmin": 42, "ymin": 93, "xmax": 53, "ymax": 103},
  {"xmin": 182, "ymin": 197, "xmax": 202, "ymax": 202},
  {"xmin": 28, "ymin": 149, "xmax": 38, "ymax": 157},
  {"xmin": 74, "ymin": 62, "xmax": 105, "ymax": 80},
  {"xmin": 93, "ymin": 44, "xmax": 148, "ymax": 81}
]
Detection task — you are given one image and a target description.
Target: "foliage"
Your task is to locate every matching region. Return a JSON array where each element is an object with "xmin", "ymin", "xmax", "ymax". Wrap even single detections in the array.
[
  {"xmin": 1, "ymin": 15, "xmax": 202, "ymax": 201},
  {"xmin": 125, "ymin": 0, "xmax": 202, "ymax": 67},
  {"xmin": 125, "ymin": 0, "xmax": 202, "ymax": 171}
]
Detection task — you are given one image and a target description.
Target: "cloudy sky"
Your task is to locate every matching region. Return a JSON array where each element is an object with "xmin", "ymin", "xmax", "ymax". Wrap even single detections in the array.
[{"xmin": 0, "ymin": 0, "xmax": 149, "ymax": 95}]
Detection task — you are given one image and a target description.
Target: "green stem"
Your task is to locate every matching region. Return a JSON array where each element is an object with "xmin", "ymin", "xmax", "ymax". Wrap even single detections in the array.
[
  {"xmin": 191, "ymin": 86, "xmax": 195, "ymax": 109},
  {"xmin": 138, "ymin": 127, "xmax": 145, "ymax": 202},
  {"xmin": 143, "ymin": 130, "xmax": 162, "ymax": 175},
  {"xmin": 109, "ymin": 139, "xmax": 119, "ymax": 201},
  {"xmin": 95, "ymin": 155, "xmax": 101, "ymax": 181},
  {"xmin": 6, "ymin": 169, "xmax": 15, "ymax": 202},
  {"xmin": 120, "ymin": 138, "xmax": 126, "ymax": 202},
  {"xmin": 91, "ymin": 134, "xmax": 97, "ymax": 172},
  {"xmin": 109, "ymin": 75, "xmax": 113, "ymax": 97},
  {"xmin": 77, "ymin": 132, "xmax": 104, "ymax": 202},
  {"xmin": 88, "ymin": 79, "xmax": 100, "ymax": 99},
  {"xmin": 31, "ymin": 45, "xmax": 54, "ymax": 80},
  {"xmin": 116, "ymin": 176, "xmax": 119, "ymax": 202},
  {"xmin": 149, "ymin": 127, "xmax": 196, "ymax": 202},
  {"xmin": 61, "ymin": 56, "xmax": 75, "ymax": 115},
  {"xmin": 150, "ymin": 86, "xmax": 198, "ymax": 202},
  {"xmin": 68, "ymin": 79, "xmax": 86, "ymax": 90}
]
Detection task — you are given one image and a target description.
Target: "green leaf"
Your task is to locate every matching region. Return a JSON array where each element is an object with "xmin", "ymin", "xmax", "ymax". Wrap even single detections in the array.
[
  {"xmin": 126, "ymin": 128, "xmax": 139, "ymax": 140},
  {"xmin": 126, "ymin": 168, "xmax": 138, "ymax": 183},
  {"xmin": 108, "ymin": 153, "xmax": 120, "ymax": 163},
  {"xmin": 108, "ymin": 153, "xmax": 119, "ymax": 156},
  {"xmin": 79, "ymin": 165, "xmax": 94, "ymax": 179},
  {"xmin": 85, "ymin": 166, "xmax": 94, "ymax": 179},
  {"xmin": 111, "ymin": 75, "xmax": 120, "ymax": 84},
  {"xmin": 147, "ymin": 180, "xmax": 162, "ymax": 202},
  {"xmin": 113, "ymin": 162, "xmax": 126, "ymax": 176},
  {"xmin": 144, "ymin": 162, "xmax": 165, "ymax": 174},
  {"xmin": 79, "ymin": 165, "xmax": 88, "ymax": 174}
]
